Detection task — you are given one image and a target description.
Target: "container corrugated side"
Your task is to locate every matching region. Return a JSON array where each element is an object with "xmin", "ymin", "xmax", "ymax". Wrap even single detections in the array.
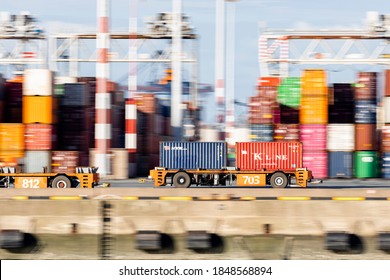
[
  {"xmin": 327, "ymin": 124, "xmax": 355, "ymax": 151},
  {"xmin": 328, "ymin": 151, "xmax": 353, "ymax": 178},
  {"xmin": 22, "ymin": 96, "xmax": 53, "ymax": 124},
  {"xmin": 159, "ymin": 141, "xmax": 227, "ymax": 170},
  {"xmin": 0, "ymin": 123, "xmax": 24, "ymax": 151},
  {"xmin": 299, "ymin": 124, "xmax": 327, "ymax": 151},
  {"xmin": 23, "ymin": 69, "xmax": 53, "ymax": 96},
  {"xmin": 90, "ymin": 148, "xmax": 129, "ymax": 179},
  {"xmin": 355, "ymin": 124, "xmax": 378, "ymax": 151},
  {"xmin": 302, "ymin": 150, "xmax": 328, "ymax": 179},
  {"xmin": 24, "ymin": 151, "xmax": 52, "ymax": 173},
  {"xmin": 63, "ymin": 83, "xmax": 90, "ymax": 106},
  {"xmin": 235, "ymin": 142, "xmax": 302, "ymax": 171},
  {"xmin": 24, "ymin": 124, "xmax": 53, "ymax": 150},
  {"xmin": 51, "ymin": 151, "xmax": 79, "ymax": 173}
]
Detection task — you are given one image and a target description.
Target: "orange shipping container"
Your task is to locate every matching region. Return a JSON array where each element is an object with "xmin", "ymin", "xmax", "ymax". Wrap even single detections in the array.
[
  {"xmin": 257, "ymin": 77, "xmax": 280, "ymax": 87},
  {"xmin": 301, "ymin": 69, "xmax": 327, "ymax": 96},
  {"xmin": 355, "ymin": 124, "xmax": 378, "ymax": 151},
  {"xmin": 300, "ymin": 95, "xmax": 328, "ymax": 124},
  {"xmin": 0, "ymin": 123, "xmax": 24, "ymax": 151},
  {"xmin": 22, "ymin": 96, "xmax": 53, "ymax": 124}
]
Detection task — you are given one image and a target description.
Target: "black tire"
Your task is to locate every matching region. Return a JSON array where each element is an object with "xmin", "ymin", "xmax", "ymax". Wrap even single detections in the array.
[
  {"xmin": 172, "ymin": 172, "xmax": 191, "ymax": 188},
  {"xmin": 51, "ymin": 175, "xmax": 71, "ymax": 188},
  {"xmin": 270, "ymin": 172, "xmax": 288, "ymax": 188}
]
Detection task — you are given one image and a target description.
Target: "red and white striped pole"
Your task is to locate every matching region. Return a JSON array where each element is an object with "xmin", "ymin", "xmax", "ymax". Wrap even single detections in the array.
[
  {"xmin": 126, "ymin": 0, "xmax": 138, "ymax": 177},
  {"xmin": 215, "ymin": 0, "xmax": 225, "ymax": 139},
  {"xmin": 95, "ymin": 0, "xmax": 111, "ymax": 176}
]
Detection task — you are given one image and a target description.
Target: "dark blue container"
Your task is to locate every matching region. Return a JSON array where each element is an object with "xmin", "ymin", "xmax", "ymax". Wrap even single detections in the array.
[
  {"xmin": 160, "ymin": 141, "xmax": 227, "ymax": 170},
  {"xmin": 355, "ymin": 99, "xmax": 376, "ymax": 124},
  {"xmin": 328, "ymin": 151, "xmax": 353, "ymax": 178},
  {"xmin": 382, "ymin": 152, "xmax": 390, "ymax": 178}
]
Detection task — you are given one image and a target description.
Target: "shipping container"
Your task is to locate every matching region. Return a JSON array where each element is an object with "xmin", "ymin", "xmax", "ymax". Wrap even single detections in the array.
[
  {"xmin": 381, "ymin": 125, "xmax": 390, "ymax": 152},
  {"xmin": 134, "ymin": 93, "xmax": 156, "ymax": 113},
  {"xmin": 300, "ymin": 95, "xmax": 328, "ymax": 124},
  {"xmin": 355, "ymin": 124, "xmax": 378, "ymax": 151},
  {"xmin": 277, "ymin": 77, "xmax": 301, "ymax": 108},
  {"xmin": 385, "ymin": 70, "xmax": 390, "ymax": 97},
  {"xmin": 159, "ymin": 141, "xmax": 227, "ymax": 170},
  {"xmin": 328, "ymin": 151, "xmax": 353, "ymax": 178},
  {"xmin": 355, "ymin": 99, "xmax": 377, "ymax": 124},
  {"xmin": 23, "ymin": 69, "xmax": 53, "ymax": 96},
  {"xmin": 328, "ymin": 84, "xmax": 355, "ymax": 124},
  {"xmin": 248, "ymin": 124, "xmax": 274, "ymax": 142},
  {"xmin": 0, "ymin": 150, "xmax": 24, "ymax": 167},
  {"xmin": 257, "ymin": 86, "xmax": 278, "ymax": 100},
  {"xmin": 274, "ymin": 124, "xmax": 299, "ymax": 142},
  {"xmin": 0, "ymin": 100, "xmax": 4, "ymax": 123},
  {"xmin": 383, "ymin": 97, "xmax": 390, "ymax": 123},
  {"xmin": 327, "ymin": 124, "xmax": 355, "ymax": 151},
  {"xmin": 62, "ymin": 83, "xmax": 90, "ymax": 106},
  {"xmin": 354, "ymin": 151, "xmax": 379, "ymax": 178},
  {"xmin": 381, "ymin": 152, "xmax": 390, "ymax": 178},
  {"xmin": 0, "ymin": 123, "xmax": 24, "ymax": 151},
  {"xmin": 235, "ymin": 142, "xmax": 302, "ymax": 171},
  {"xmin": 5, "ymin": 82, "xmax": 22, "ymax": 107},
  {"xmin": 22, "ymin": 96, "xmax": 53, "ymax": 124},
  {"xmin": 24, "ymin": 151, "xmax": 51, "ymax": 173},
  {"xmin": 257, "ymin": 76, "xmax": 280, "ymax": 87},
  {"xmin": 302, "ymin": 150, "xmax": 328, "ymax": 179},
  {"xmin": 24, "ymin": 124, "xmax": 54, "ymax": 150},
  {"xmin": 299, "ymin": 124, "xmax": 327, "ymax": 151},
  {"xmin": 280, "ymin": 105, "xmax": 299, "ymax": 124},
  {"xmin": 301, "ymin": 69, "xmax": 327, "ymax": 96},
  {"xmin": 354, "ymin": 72, "xmax": 377, "ymax": 100},
  {"xmin": 51, "ymin": 151, "xmax": 79, "ymax": 173}
]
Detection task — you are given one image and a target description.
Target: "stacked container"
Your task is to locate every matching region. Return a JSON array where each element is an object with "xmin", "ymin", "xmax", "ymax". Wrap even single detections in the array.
[
  {"xmin": 248, "ymin": 77, "xmax": 279, "ymax": 142},
  {"xmin": 275, "ymin": 77, "xmax": 301, "ymax": 142},
  {"xmin": 0, "ymin": 123, "xmax": 24, "ymax": 166},
  {"xmin": 381, "ymin": 70, "xmax": 390, "ymax": 178},
  {"xmin": 22, "ymin": 69, "xmax": 55, "ymax": 172},
  {"xmin": 58, "ymin": 82, "xmax": 92, "ymax": 166},
  {"xmin": 300, "ymin": 70, "xmax": 328, "ymax": 179},
  {"xmin": 327, "ymin": 84, "xmax": 355, "ymax": 178},
  {"xmin": 4, "ymin": 81, "xmax": 23, "ymax": 123},
  {"xmin": 354, "ymin": 72, "xmax": 379, "ymax": 178},
  {"xmin": 0, "ymin": 74, "xmax": 4, "ymax": 123}
]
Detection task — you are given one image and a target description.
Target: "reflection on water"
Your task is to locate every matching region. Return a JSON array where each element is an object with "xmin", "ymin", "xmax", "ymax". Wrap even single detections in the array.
[{"xmin": 1, "ymin": 234, "xmax": 390, "ymax": 260}]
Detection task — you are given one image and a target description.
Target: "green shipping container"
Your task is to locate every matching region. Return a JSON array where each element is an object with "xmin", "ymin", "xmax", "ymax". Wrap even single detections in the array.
[
  {"xmin": 354, "ymin": 151, "xmax": 379, "ymax": 178},
  {"xmin": 277, "ymin": 77, "xmax": 301, "ymax": 108}
]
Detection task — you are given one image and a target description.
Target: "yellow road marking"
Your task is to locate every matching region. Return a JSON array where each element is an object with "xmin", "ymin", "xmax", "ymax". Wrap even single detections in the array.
[
  {"xmin": 277, "ymin": 196, "xmax": 311, "ymax": 201},
  {"xmin": 332, "ymin": 197, "xmax": 365, "ymax": 201}
]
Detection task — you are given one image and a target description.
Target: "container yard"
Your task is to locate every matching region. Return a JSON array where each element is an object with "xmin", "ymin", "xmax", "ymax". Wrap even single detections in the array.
[{"xmin": 1, "ymin": 0, "xmax": 390, "ymax": 267}]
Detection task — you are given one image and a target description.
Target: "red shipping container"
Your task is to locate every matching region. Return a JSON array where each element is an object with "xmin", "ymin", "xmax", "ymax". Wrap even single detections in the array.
[
  {"xmin": 385, "ymin": 70, "xmax": 390, "ymax": 97},
  {"xmin": 257, "ymin": 77, "xmax": 280, "ymax": 87},
  {"xmin": 235, "ymin": 142, "xmax": 303, "ymax": 171},
  {"xmin": 24, "ymin": 124, "xmax": 53, "ymax": 150}
]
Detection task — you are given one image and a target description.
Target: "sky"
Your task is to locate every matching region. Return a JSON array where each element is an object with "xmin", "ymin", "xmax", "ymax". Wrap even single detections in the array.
[{"xmin": 1, "ymin": 0, "xmax": 389, "ymax": 123}]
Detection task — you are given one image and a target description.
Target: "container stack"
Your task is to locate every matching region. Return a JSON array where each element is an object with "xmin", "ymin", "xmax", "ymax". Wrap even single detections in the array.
[
  {"xmin": 58, "ymin": 82, "xmax": 92, "ymax": 166},
  {"xmin": 134, "ymin": 93, "xmax": 160, "ymax": 175},
  {"xmin": 248, "ymin": 77, "xmax": 279, "ymax": 142},
  {"xmin": 354, "ymin": 72, "xmax": 379, "ymax": 178},
  {"xmin": 327, "ymin": 84, "xmax": 355, "ymax": 178},
  {"xmin": 0, "ymin": 123, "xmax": 24, "ymax": 167},
  {"xmin": 22, "ymin": 69, "xmax": 55, "ymax": 173},
  {"xmin": 275, "ymin": 77, "xmax": 300, "ymax": 142},
  {"xmin": 0, "ymin": 74, "xmax": 4, "ymax": 123},
  {"xmin": 300, "ymin": 69, "xmax": 328, "ymax": 179},
  {"xmin": 381, "ymin": 70, "xmax": 390, "ymax": 178},
  {"xmin": 4, "ymin": 81, "xmax": 22, "ymax": 123}
]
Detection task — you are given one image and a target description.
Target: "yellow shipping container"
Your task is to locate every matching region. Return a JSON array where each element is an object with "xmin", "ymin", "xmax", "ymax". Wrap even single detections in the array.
[
  {"xmin": 0, "ymin": 150, "xmax": 25, "ymax": 166},
  {"xmin": 23, "ymin": 96, "xmax": 53, "ymax": 124},
  {"xmin": 302, "ymin": 69, "xmax": 327, "ymax": 96},
  {"xmin": 0, "ymin": 123, "xmax": 25, "ymax": 151},
  {"xmin": 300, "ymin": 95, "xmax": 328, "ymax": 124}
]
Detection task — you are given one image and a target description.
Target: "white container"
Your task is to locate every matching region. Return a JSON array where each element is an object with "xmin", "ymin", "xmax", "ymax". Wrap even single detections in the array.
[
  {"xmin": 384, "ymin": 97, "xmax": 390, "ymax": 124},
  {"xmin": 24, "ymin": 151, "xmax": 52, "ymax": 173},
  {"xmin": 23, "ymin": 69, "xmax": 53, "ymax": 96},
  {"xmin": 327, "ymin": 124, "xmax": 355, "ymax": 151},
  {"xmin": 54, "ymin": 76, "xmax": 77, "ymax": 85},
  {"xmin": 90, "ymin": 148, "xmax": 129, "ymax": 179}
]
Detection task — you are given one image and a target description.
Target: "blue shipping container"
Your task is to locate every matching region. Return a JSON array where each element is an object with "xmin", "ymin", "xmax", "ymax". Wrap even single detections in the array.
[
  {"xmin": 382, "ymin": 152, "xmax": 390, "ymax": 178},
  {"xmin": 328, "ymin": 151, "xmax": 353, "ymax": 178},
  {"xmin": 160, "ymin": 141, "xmax": 227, "ymax": 170}
]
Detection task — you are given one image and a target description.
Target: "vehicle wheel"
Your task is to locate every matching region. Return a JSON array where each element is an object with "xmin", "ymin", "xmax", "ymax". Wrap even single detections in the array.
[
  {"xmin": 270, "ymin": 172, "xmax": 288, "ymax": 188},
  {"xmin": 172, "ymin": 172, "xmax": 191, "ymax": 188},
  {"xmin": 51, "ymin": 175, "xmax": 71, "ymax": 188}
]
